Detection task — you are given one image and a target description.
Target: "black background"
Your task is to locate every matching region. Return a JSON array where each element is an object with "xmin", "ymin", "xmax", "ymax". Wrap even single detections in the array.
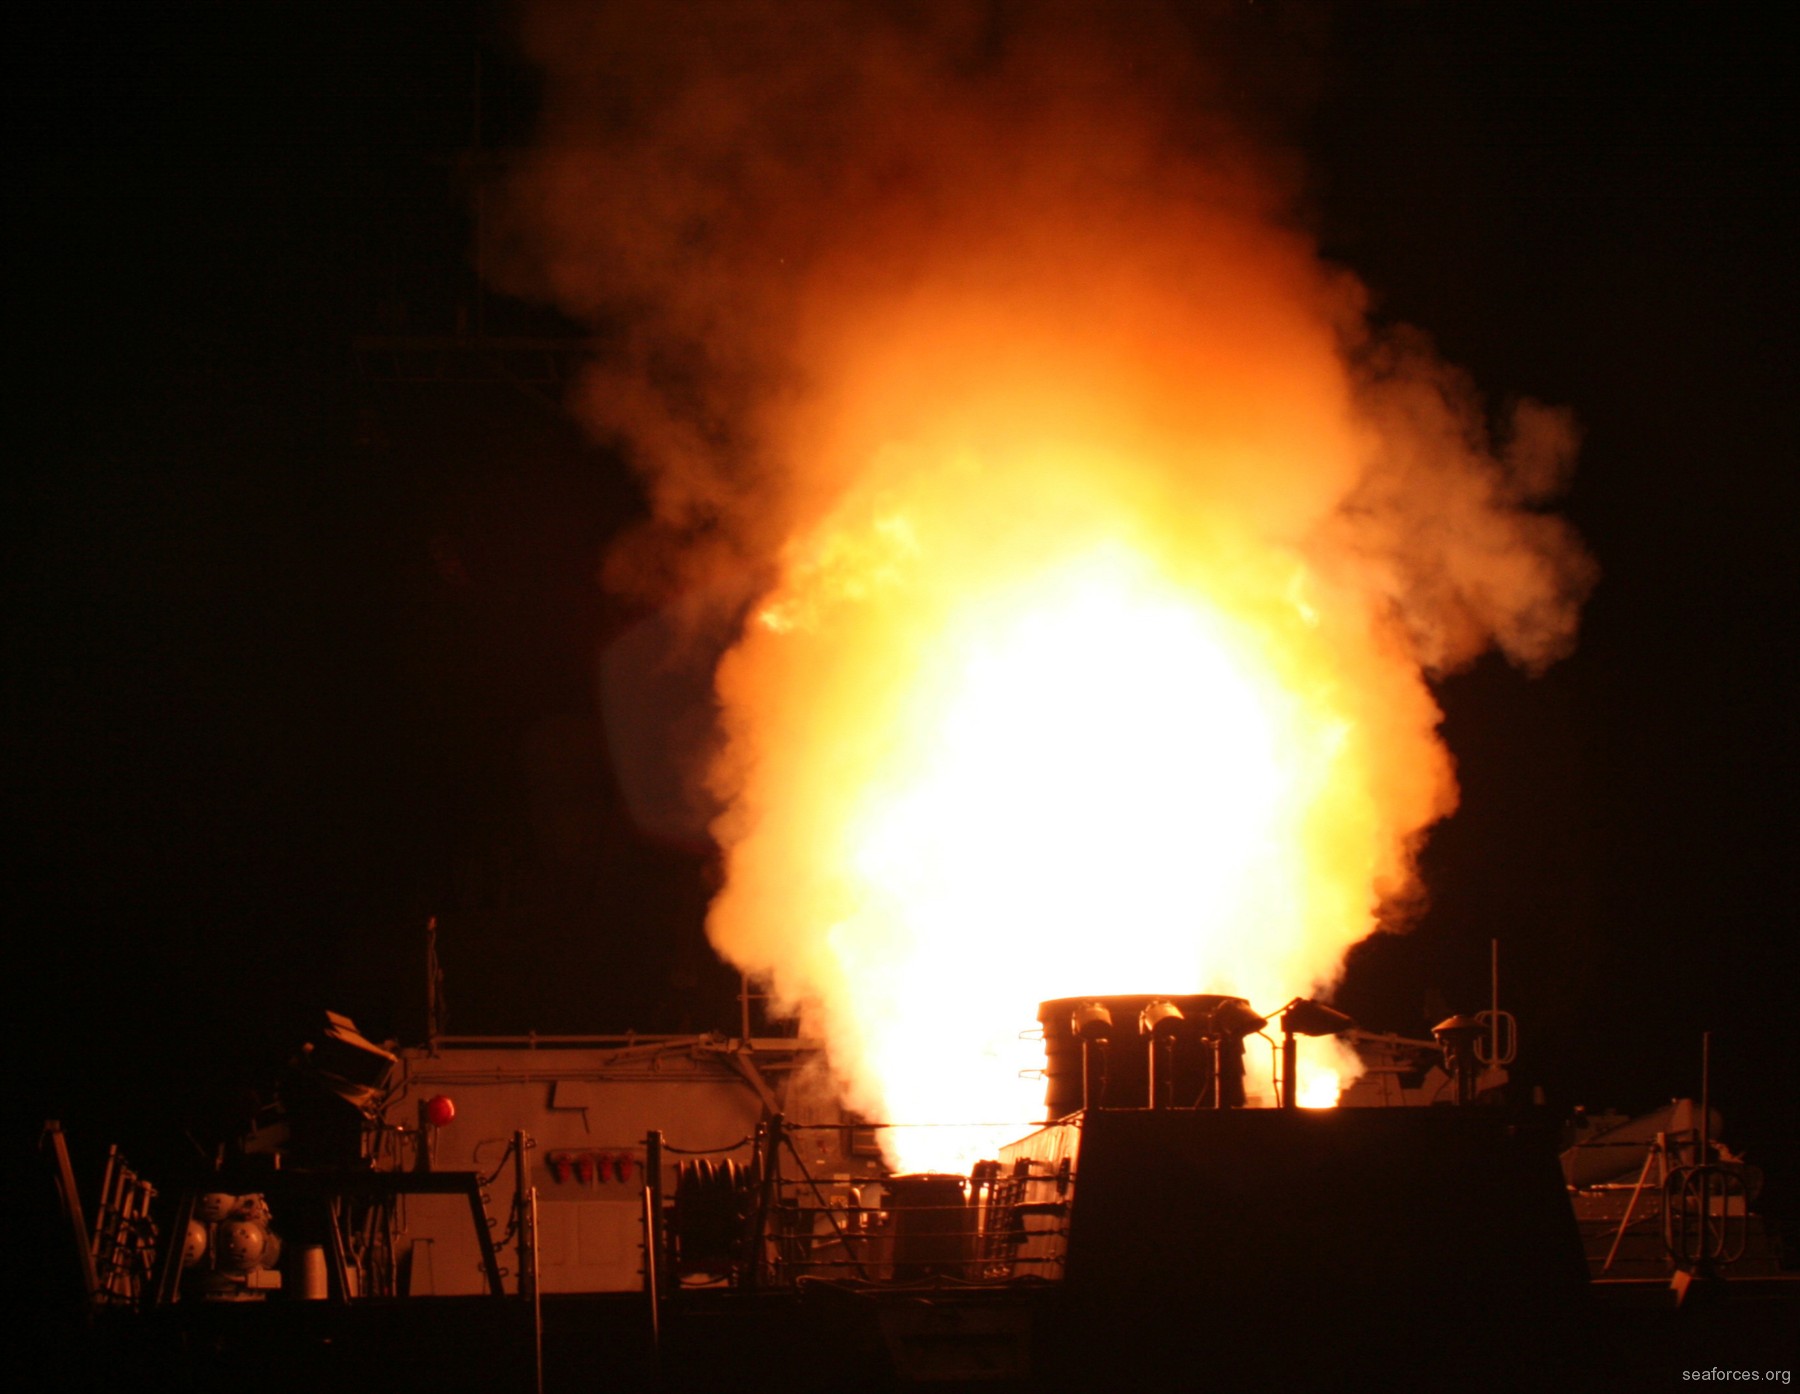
[{"xmin": 11, "ymin": 3, "xmax": 1793, "ymax": 1206}]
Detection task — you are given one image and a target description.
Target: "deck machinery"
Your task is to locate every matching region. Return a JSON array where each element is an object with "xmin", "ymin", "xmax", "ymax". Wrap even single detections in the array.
[
  {"xmin": 326, "ymin": 995, "xmax": 1588, "ymax": 1388},
  {"xmin": 65, "ymin": 996, "xmax": 1789, "ymax": 1392}
]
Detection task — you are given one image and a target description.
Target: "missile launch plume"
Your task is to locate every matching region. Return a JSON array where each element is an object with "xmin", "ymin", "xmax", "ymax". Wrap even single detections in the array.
[{"xmin": 494, "ymin": 1, "xmax": 1594, "ymax": 1168}]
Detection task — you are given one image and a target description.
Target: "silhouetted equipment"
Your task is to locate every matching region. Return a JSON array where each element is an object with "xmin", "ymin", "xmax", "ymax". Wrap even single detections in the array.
[
  {"xmin": 1278, "ymin": 998, "xmax": 1355, "ymax": 1109},
  {"xmin": 885, "ymin": 1173, "xmax": 973, "ymax": 1280},
  {"xmin": 1433, "ymin": 1014, "xmax": 1489, "ymax": 1105},
  {"xmin": 1039, "ymin": 994, "xmax": 1261, "ymax": 1113}
]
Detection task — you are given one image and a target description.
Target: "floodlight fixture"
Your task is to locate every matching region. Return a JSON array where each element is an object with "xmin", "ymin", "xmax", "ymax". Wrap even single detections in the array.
[
  {"xmin": 1071, "ymin": 1000, "xmax": 1114, "ymax": 1041},
  {"xmin": 1207, "ymin": 999, "xmax": 1269, "ymax": 1039},
  {"xmin": 1139, "ymin": 999, "xmax": 1185, "ymax": 1035}
]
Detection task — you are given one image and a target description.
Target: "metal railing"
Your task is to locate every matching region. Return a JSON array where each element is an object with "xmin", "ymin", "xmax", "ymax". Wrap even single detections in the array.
[
  {"xmin": 639, "ymin": 1115, "xmax": 1075, "ymax": 1316},
  {"xmin": 1663, "ymin": 1163, "xmax": 1749, "ymax": 1271}
]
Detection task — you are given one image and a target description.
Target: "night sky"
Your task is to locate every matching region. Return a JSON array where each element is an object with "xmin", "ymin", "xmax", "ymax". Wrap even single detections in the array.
[{"xmin": 13, "ymin": 2, "xmax": 1794, "ymax": 1199}]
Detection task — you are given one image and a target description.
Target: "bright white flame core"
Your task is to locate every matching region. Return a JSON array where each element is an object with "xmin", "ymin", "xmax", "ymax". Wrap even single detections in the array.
[{"xmin": 723, "ymin": 534, "xmax": 1377, "ymax": 1172}]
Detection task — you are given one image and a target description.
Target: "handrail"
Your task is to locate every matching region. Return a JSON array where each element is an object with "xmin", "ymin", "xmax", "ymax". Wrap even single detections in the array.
[{"xmin": 1663, "ymin": 1163, "xmax": 1748, "ymax": 1271}]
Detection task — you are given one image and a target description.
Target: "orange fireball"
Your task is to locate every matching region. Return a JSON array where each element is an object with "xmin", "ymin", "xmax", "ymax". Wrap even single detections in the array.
[{"xmin": 502, "ymin": 3, "xmax": 1593, "ymax": 1173}]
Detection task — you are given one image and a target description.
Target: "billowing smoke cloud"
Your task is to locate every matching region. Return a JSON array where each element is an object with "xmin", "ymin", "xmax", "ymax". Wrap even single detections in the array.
[{"xmin": 495, "ymin": 1, "xmax": 1593, "ymax": 1160}]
